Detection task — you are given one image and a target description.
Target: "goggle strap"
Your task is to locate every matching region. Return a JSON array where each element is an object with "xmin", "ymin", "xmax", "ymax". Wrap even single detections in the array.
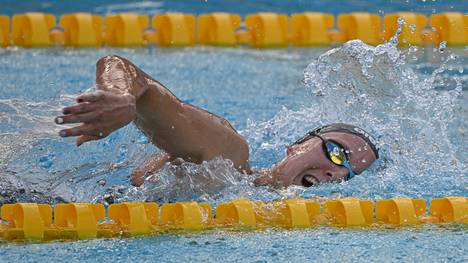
[{"xmin": 343, "ymin": 162, "xmax": 355, "ymax": 180}]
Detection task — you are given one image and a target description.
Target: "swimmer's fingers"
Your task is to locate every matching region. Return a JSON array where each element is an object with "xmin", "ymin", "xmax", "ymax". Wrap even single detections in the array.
[
  {"xmin": 59, "ymin": 124, "xmax": 105, "ymax": 138},
  {"xmin": 76, "ymin": 91, "xmax": 105, "ymax": 103},
  {"xmin": 170, "ymin": 157, "xmax": 185, "ymax": 166},
  {"xmin": 55, "ymin": 111, "xmax": 98, "ymax": 125},
  {"xmin": 76, "ymin": 135, "xmax": 101, "ymax": 147},
  {"xmin": 62, "ymin": 102, "xmax": 96, "ymax": 115}
]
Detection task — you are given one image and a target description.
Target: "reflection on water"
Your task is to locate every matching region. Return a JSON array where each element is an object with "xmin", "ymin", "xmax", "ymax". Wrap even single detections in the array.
[{"xmin": 0, "ymin": 37, "xmax": 466, "ymax": 206}]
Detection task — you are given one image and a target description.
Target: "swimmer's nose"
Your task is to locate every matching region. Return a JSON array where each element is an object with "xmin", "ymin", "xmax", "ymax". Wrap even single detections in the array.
[{"xmin": 316, "ymin": 169, "xmax": 347, "ymax": 183}]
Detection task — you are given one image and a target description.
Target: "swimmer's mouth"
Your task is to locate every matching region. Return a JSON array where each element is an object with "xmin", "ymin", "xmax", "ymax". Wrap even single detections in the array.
[{"xmin": 302, "ymin": 174, "xmax": 319, "ymax": 187}]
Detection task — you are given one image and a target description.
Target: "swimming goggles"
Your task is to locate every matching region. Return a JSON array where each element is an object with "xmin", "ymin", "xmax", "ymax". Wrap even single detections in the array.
[{"xmin": 291, "ymin": 132, "xmax": 356, "ymax": 180}]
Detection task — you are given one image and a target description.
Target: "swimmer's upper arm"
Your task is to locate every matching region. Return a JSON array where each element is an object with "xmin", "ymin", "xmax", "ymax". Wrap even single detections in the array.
[{"xmin": 95, "ymin": 55, "xmax": 252, "ymax": 177}]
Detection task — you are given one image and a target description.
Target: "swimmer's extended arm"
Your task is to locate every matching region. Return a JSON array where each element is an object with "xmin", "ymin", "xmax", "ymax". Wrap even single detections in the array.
[{"xmin": 56, "ymin": 55, "xmax": 251, "ymax": 185}]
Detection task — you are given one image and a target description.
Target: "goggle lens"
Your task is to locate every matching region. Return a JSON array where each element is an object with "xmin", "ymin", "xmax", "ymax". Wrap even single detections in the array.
[
  {"xmin": 326, "ymin": 142, "xmax": 347, "ymax": 166},
  {"xmin": 291, "ymin": 132, "xmax": 356, "ymax": 180},
  {"xmin": 330, "ymin": 154, "xmax": 344, "ymax": 165}
]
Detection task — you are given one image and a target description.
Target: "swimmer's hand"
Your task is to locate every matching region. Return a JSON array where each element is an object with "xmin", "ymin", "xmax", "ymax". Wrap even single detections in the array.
[{"xmin": 55, "ymin": 90, "xmax": 136, "ymax": 146}]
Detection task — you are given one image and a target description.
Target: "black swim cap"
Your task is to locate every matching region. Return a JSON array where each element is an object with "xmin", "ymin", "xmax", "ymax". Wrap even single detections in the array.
[{"xmin": 309, "ymin": 123, "xmax": 379, "ymax": 159}]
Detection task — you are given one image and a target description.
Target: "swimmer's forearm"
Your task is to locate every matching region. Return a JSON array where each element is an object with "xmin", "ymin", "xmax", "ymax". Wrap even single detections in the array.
[
  {"xmin": 131, "ymin": 152, "xmax": 172, "ymax": 186},
  {"xmin": 96, "ymin": 55, "xmax": 251, "ymax": 173}
]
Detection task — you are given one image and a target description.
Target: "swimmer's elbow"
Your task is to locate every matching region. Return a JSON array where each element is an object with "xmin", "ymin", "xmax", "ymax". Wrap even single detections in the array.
[
  {"xmin": 96, "ymin": 55, "xmax": 124, "ymax": 67},
  {"xmin": 130, "ymin": 172, "xmax": 144, "ymax": 187},
  {"xmin": 230, "ymin": 134, "xmax": 251, "ymax": 173}
]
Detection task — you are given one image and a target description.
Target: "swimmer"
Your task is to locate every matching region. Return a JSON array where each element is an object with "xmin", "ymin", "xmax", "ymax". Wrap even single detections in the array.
[{"xmin": 55, "ymin": 55, "xmax": 379, "ymax": 188}]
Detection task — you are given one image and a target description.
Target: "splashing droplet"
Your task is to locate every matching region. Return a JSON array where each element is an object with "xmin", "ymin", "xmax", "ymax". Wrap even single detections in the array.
[
  {"xmin": 438, "ymin": 41, "xmax": 447, "ymax": 52},
  {"xmin": 98, "ymin": 179, "xmax": 106, "ymax": 186},
  {"xmin": 397, "ymin": 17, "xmax": 405, "ymax": 24}
]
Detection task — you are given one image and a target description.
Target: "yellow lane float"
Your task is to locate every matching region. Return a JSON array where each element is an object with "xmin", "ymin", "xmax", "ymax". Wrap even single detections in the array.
[
  {"xmin": 325, "ymin": 197, "xmax": 373, "ymax": 227},
  {"xmin": 152, "ymin": 13, "xmax": 195, "ymax": 46},
  {"xmin": 384, "ymin": 12, "xmax": 427, "ymax": 46},
  {"xmin": 0, "ymin": 203, "xmax": 55, "ymax": 240},
  {"xmin": 430, "ymin": 196, "xmax": 468, "ymax": 224},
  {"xmin": 0, "ymin": 196, "xmax": 466, "ymax": 242},
  {"xmin": 54, "ymin": 203, "xmax": 108, "ymax": 239},
  {"xmin": 108, "ymin": 202, "xmax": 158, "ymax": 235},
  {"xmin": 245, "ymin": 12, "xmax": 288, "ymax": 48},
  {"xmin": 160, "ymin": 202, "xmax": 211, "ymax": 230},
  {"xmin": 1, "ymin": 12, "xmax": 467, "ymax": 47},
  {"xmin": 430, "ymin": 12, "xmax": 468, "ymax": 46},
  {"xmin": 198, "ymin": 12, "xmax": 241, "ymax": 46},
  {"xmin": 12, "ymin": 12, "xmax": 56, "ymax": 47},
  {"xmin": 338, "ymin": 12, "xmax": 383, "ymax": 46},
  {"xmin": 0, "ymin": 16, "xmax": 9, "ymax": 47},
  {"xmin": 105, "ymin": 13, "xmax": 148, "ymax": 46},
  {"xmin": 254, "ymin": 199, "xmax": 320, "ymax": 228},
  {"xmin": 376, "ymin": 197, "xmax": 426, "ymax": 225},
  {"xmin": 290, "ymin": 12, "xmax": 334, "ymax": 46},
  {"xmin": 60, "ymin": 13, "xmax": 103, "ymax": 47},
  {"xmin": 215, "ymin": 199, "xmax": 258, "ymax": 227}
]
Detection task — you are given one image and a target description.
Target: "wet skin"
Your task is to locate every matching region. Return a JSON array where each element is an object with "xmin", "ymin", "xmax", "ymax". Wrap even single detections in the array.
[{"xmin": 55, "ymin": 55, "xmax": 377, "ymax": 188}]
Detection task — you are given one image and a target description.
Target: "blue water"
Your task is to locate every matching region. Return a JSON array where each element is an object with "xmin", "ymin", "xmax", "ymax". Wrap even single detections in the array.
[
  {"xmin": 1, "ymin": 226, "xmax": 467, "ymax": 263},
  {"xmin": 1, "ymin": 0, "xmax": 467, "ymax": 262}
]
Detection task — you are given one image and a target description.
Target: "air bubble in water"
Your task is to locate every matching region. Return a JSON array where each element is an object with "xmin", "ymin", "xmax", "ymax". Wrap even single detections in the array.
[
  {"xmin": 397, "ymin": 17, "xmax": 405, "ymax": 25},
  {"xmin": 38, "ymin": 154, "xmax": 55, "ymax": 168},
  {"xmin": 98, "ymin": 179, "xmax": 106, "ymax": 186},
  {"xmin": 117, "ymin": 145, "xmax": 128, "ymax": 163},
  {"xmin": 137, "ymin": 134, "xmax": 148, "ymax": 144},
  {"xmin": 409, "ymin": 24, "xmax": 416, "ymax": 33},
  {"xmin": 438, "ymin": 41, "xmax": 447, "ymax": 52}
]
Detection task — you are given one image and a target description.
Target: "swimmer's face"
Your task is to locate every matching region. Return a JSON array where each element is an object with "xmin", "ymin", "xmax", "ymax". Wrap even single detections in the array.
[{"xmin": 254, "ymin": 132, "xmax": 377, "ymax": 187}]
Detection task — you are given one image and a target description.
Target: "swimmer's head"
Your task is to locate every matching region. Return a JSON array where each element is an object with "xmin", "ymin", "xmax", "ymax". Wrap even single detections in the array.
[{"xmin": 254, "ymin": 123, "xmax": 379, "ymax": 188}]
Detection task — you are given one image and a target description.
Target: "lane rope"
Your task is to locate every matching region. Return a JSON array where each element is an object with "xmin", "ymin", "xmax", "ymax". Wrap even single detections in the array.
[
  {"xmin": 0, "ymin": 196, "xmax": 466, "ymax": 241},
  {"xmin": 0, "ymin": 12, "xmax": 466, "ymax": 47}
]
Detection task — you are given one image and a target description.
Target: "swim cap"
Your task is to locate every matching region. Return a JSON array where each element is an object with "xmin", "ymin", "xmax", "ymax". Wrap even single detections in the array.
[{"xmin": 310, "ymin": 123, "xmax": 379, "ymax": 159}]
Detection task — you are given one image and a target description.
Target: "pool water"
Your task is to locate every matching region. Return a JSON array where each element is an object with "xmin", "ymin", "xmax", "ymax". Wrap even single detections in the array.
[
  {"xmin": 1, "ymin": 226, "xmax": 467, "ymax": 263},
  {"xmin": 1, "ymin": 0, "xmax": 467, "ymax": 262}
]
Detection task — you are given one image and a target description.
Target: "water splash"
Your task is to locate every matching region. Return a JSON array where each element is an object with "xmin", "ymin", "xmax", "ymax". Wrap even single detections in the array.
[
  {"xmin": 93, "ymin": 157, "xmax": 261, "ymax": 206},
  {"xmin": 245, "ymin": 38, "xmax": 465, "ymax": 199}
]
